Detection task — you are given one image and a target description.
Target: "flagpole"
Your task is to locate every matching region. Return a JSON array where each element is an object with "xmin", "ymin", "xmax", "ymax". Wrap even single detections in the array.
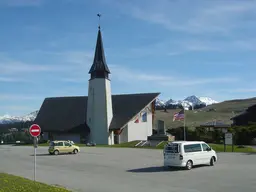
[{"xmin": 183, "ymin": 107, "xmax": 186, "ymax": 141}]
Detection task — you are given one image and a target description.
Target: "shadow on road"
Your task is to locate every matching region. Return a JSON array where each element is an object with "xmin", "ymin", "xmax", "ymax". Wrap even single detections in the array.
[
  {"xmin": 127, "ymin": 165, "xmax": 210, "ymax": 173},
  {"xmin": 127, "ymin": 166, "xmax": 183, "ymax": 173},
  {"xmin": 30, "ymin": 153, "xmax": 69, "ymax": 156}
]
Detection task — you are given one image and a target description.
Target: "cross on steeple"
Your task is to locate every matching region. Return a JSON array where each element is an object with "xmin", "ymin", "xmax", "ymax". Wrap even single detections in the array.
[{"xmin": 97, "ymin": 13, "xmax": 101, "ymax": 29}]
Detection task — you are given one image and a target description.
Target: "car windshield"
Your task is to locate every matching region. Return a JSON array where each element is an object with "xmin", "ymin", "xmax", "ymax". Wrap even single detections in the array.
[
  {"xmin": 49, "ymin": 141, "xmax": 55, "ymax": 147},
  {"xmin": 165, "ymin": 143, "xmax": 180, "ymax": 153}
]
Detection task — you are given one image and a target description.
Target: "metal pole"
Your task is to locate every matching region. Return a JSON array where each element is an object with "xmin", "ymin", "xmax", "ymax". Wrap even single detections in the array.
[
  {"xmin": 183, "ymin": 109, "xmax": 186, "ymax": 141},
  {"xmin": 34, "ymin": 137, "xmax": 37, "ymax": 181}
]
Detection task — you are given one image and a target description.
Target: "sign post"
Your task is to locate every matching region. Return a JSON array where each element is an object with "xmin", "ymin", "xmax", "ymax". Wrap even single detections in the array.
[
  {"xmin": 29, "ymin": 124, "xmax": 41, "ymax": 181},
  {"xmin": 224, "ymin": 132, "xmax": 233, "ymax": 152}
]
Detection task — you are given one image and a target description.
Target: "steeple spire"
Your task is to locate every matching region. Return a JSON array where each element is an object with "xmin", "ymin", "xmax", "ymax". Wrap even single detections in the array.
[{"xmin": 88, "ymin": 13, "xmax": 110, "ymax": 79}]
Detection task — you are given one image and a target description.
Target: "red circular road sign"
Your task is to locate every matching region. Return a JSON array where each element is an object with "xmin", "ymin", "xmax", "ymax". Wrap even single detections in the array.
[{"xmin": 29, "ymin": 124, "xmax": 41, "ymax": 137}]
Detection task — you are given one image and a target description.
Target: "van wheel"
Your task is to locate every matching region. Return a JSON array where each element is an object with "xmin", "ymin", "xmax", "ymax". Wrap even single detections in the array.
[
  {"xmin": 186, "ymin": 160, "xmax": 193, "ymax": 170},
  {"xmin": 210, "ymin": 157, "xmax": 215, "ymax": 166},
  {"xmin": 73, "ymin": 149, "xmax": 78, "ymax": 154},
  {"xmin": 54, "ymin": 150, "xmax": 59, "ymax": 155}
]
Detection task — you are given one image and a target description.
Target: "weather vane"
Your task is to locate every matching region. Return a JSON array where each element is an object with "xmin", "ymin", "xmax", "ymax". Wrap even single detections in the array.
[{"xmin": 97, "ymin": 13, "xmax": 101, "ymax": 29}]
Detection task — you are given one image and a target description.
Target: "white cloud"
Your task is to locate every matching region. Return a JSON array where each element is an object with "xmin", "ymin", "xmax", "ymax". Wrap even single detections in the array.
[
  {"xmin": 227, "ymin": 88, "xmax": 256, "ymax": 93},
  {"xmin": 63, "ymin": 51, "xmax": 94, "ymax": 65},
  {"xmin": 0, "ymin": 0, "xmax": 43, "ymax": 7},
  {"xmin": 0, "ymin": 94, "xmax": 43, "ymax": 101},
  {"xmin": 108, "ymin": 0, "xmax": 256, "ymax": 34},
  {"xmin": 0, "ymin": 77, "xmax": 24, "ymax": 82},
  {"xmin": 0, "ymin": 60, "xmax": 70, "ymax": 75},
  {"xmin": 129, "ymin": 36, "xmax": 256, "ymax": 57},
  {"xmin": 0, "ymin": 51, "xmax": 93, "ymax": 78},
  {"xmin": 2, "ymin": 105, "xmax": 35, "ymax": 111},
  {"xmin": 62, "ymin": 62, "xmax": 239, "ymax": 88}
]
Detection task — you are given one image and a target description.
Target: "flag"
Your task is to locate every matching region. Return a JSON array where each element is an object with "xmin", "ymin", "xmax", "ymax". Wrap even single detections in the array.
[
  {"xmin": 134, "ymin": 117, "xmax": 139, "ymax": 123},
  {"xmin": 173, "ymin": 109, "xmax": 185, "ymax": 121},
  {"xmin": 141, "ymin": 112, "xmax": 147, "ymax": 122}
]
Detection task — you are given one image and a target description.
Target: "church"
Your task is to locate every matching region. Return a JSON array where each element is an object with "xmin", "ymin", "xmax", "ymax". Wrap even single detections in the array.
[{"xmin": 34, "ymin": 23, "xmax": 160, "ymax": 145}]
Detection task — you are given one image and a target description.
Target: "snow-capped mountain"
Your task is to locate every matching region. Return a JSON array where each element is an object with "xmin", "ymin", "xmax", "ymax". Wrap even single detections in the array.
[
  {"xmin": 0, "ymin": 110, "xmax": 38, "ymax": 124},
  {"xmin": 184, "ymin": 95, "xmax": 204, "ymax": 106},
  {"xmin": 0, "ymin": 95, "xmax": 217, "ymax": 124},
  {"xmin": 198, "ymin": 97, "xmax": 218, "ymax": 106},
  {"xmin": 155, "ymin": 95, "xmax": 218, "ymax": 109},
  {"xmin": 155, "ymin": 98, "xmax": 166, "ymax": 107}
]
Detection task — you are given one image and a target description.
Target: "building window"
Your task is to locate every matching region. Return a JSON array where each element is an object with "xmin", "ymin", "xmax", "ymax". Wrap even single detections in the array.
[{"xmin": 141, "ymin": 112, "xmax": 147, "ymax": 122}]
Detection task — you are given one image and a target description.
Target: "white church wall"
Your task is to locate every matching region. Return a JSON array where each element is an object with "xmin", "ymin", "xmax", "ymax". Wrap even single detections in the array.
[
  {"xmin": 119, "ymin": 125, "xmax": 128, "ymax": 143},
  {"xmin": 127, "ymin": 104, "xmax": 153, "ymax": 142},
  {"xmin": 108, "ymin": 131, "xmax": 114, "ymax": 145},
  {"xmin": 86, "ymin": 78, "xmax": 113, "ymax": 145}
]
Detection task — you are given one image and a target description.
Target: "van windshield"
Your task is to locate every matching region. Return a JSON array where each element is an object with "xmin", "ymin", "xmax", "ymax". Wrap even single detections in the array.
[{"xmin": 165, "ymin": 143, "xmax": 180, "ymax": 153}]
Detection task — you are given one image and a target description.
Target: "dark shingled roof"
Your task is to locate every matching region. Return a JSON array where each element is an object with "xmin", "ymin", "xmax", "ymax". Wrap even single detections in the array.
[
  {"xmin": 34, "ymin": 92, "xmax": 160, "ymax": 132},
  {"xmin": 89, "ymin": 28, "xmax": 110, "ymax": 75},
  {"xmin": 200, "ymin": 121, "xmax": 231, "ymax": 128},
  {"xmin": 231, "ymin": 104, "xmax": 256, "ymax": 120}
]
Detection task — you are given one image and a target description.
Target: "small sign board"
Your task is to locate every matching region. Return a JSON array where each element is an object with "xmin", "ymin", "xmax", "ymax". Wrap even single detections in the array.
[
  {"xmin": 225, "ymin": 132, "xmax": 233, "ymax": 145},
  {"xmin": 29, "ymin": 124, "xmax": 41, "ymax": 137}
]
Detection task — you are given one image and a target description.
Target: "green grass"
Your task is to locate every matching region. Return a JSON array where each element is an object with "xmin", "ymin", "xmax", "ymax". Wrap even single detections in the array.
[
  {"xmin": 155, "ymin": 97, "xmax": 256, "ymax": 129},
  {"xmin": 210, "ymin": 144, "xmax": 256, "ymax": 153},
  {"xmin": 0, "ymin": 173, "xmax": 70, "ymax": 192},
  {"xmin": 87, "ymin": 141, "xmax": 256, "ymax": 153},
  {"xmin": 15, "ymin": 140, "xmax": 256, "ymax": 153}
]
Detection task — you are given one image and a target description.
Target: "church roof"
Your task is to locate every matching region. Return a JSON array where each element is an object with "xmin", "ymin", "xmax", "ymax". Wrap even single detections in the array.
[
  {"xmin": 88, "ymin": 28, "xmax": 110, "ymax": 76},
  {"xmin": 34, "ymin": 92, "xmax": 160, "ymax": 132}
]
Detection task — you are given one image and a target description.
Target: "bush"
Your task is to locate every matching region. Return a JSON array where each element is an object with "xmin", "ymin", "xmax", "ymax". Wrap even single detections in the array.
[
  {"xmin": 167, "ymin": 125, "xmax": 256, "ymax": 145},
  {"xmin": 232, "ymin": 125, "xmax": 256, "ymax": 145}
]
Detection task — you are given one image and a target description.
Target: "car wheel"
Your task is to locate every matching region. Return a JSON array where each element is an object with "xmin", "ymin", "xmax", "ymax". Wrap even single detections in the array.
[
  {"xmin": 54, "ymin": 150, "xmax": 59, "ymax": 155},
  {"xmin": 73, "ymin": 149, "xmax": 78, "ymax": 154},
  {"xmin": 210, "ymin": 157, "xmax": 215, "ymax": 166},
  {"xmin": 186, "ymin": 160, "xmax": 193, "ymax": 170}
]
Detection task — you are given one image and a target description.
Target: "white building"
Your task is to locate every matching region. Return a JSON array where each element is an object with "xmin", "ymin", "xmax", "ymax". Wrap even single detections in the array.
[{"xmin": 34, "ymin": 24, "xmax": 160, "ymax": 145}]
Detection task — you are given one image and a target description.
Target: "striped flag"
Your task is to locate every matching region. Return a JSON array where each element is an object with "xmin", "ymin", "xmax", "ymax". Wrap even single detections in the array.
[
  {"xmin": 173, "ymin": 109, "xmax": 185, "ymax": 121},
  {"xmin": 134, "ymin": 118, "xmax": 139, "ymax": 123}
]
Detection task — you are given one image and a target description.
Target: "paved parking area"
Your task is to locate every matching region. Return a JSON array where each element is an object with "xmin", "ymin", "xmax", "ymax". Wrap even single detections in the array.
[{"xmin": 0, "ymin": 145, "xmax": 256, "ymax": 192}]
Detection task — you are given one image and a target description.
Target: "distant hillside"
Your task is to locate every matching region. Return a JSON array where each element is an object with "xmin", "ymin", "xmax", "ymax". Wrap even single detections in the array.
[{"xmin": 155, "ymin": 97, "xmax": 256, "ymax": 129}]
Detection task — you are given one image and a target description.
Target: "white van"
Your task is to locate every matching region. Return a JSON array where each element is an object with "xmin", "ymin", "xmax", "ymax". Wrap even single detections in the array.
[{"xmin": 163, "ymin": 141, "xmax": 217, "ymax": 170}]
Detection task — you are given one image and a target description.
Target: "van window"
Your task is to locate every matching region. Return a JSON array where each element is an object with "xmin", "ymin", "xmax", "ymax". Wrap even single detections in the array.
[
  {"xmin": 165, "ymin": 143, "xmax": 180, "ymax": 153},
  {"xmin": 202, "ymin": 143, "xmax": 210, "ymax": 151},
  {"xmin": 184, "ymin": 144, "xmax": 202, "ymax": 153}
]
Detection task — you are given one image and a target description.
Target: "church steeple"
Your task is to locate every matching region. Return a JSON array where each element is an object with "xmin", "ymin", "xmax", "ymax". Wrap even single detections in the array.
[{"xmin": 89, "ymin": 14, "xmax": 110, "ymax": 80}]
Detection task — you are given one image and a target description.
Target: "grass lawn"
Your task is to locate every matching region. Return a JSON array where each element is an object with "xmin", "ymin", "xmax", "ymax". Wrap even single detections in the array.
[
  {"xmin": 0, "ymin": 173, "xmax": 70, "ymax": 192},
  {"xmin": 209, "ymin": 144, "xmax": 256, "ymax": 153},
  {"xmin": 15, "ymin": 141, "xmax": 256, "ymax": 153},
  {"xmin": 93, "ymin": 141, "xmax": 256, "ymax": 153}
]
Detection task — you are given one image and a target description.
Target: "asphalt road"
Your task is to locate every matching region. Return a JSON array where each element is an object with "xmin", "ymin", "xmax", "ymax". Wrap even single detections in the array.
[{"xmin": 0, "ymin": 145, "xmax": 256, "ymax": 192}]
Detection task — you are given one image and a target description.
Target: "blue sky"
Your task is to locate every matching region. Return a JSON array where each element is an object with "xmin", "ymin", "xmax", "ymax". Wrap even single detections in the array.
[{"xmin": 0, "ymin": 0, "xmax": 256, "ymax": 116}]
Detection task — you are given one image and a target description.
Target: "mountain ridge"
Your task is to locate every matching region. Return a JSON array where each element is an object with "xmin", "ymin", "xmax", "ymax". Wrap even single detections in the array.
[
  {"xmin": 156, "ymin": 95, "xmax": 218, "ymax": 109},
  {"xmin": 0, "ymin": 95, "xmax": 217, "ymax": 124}
]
